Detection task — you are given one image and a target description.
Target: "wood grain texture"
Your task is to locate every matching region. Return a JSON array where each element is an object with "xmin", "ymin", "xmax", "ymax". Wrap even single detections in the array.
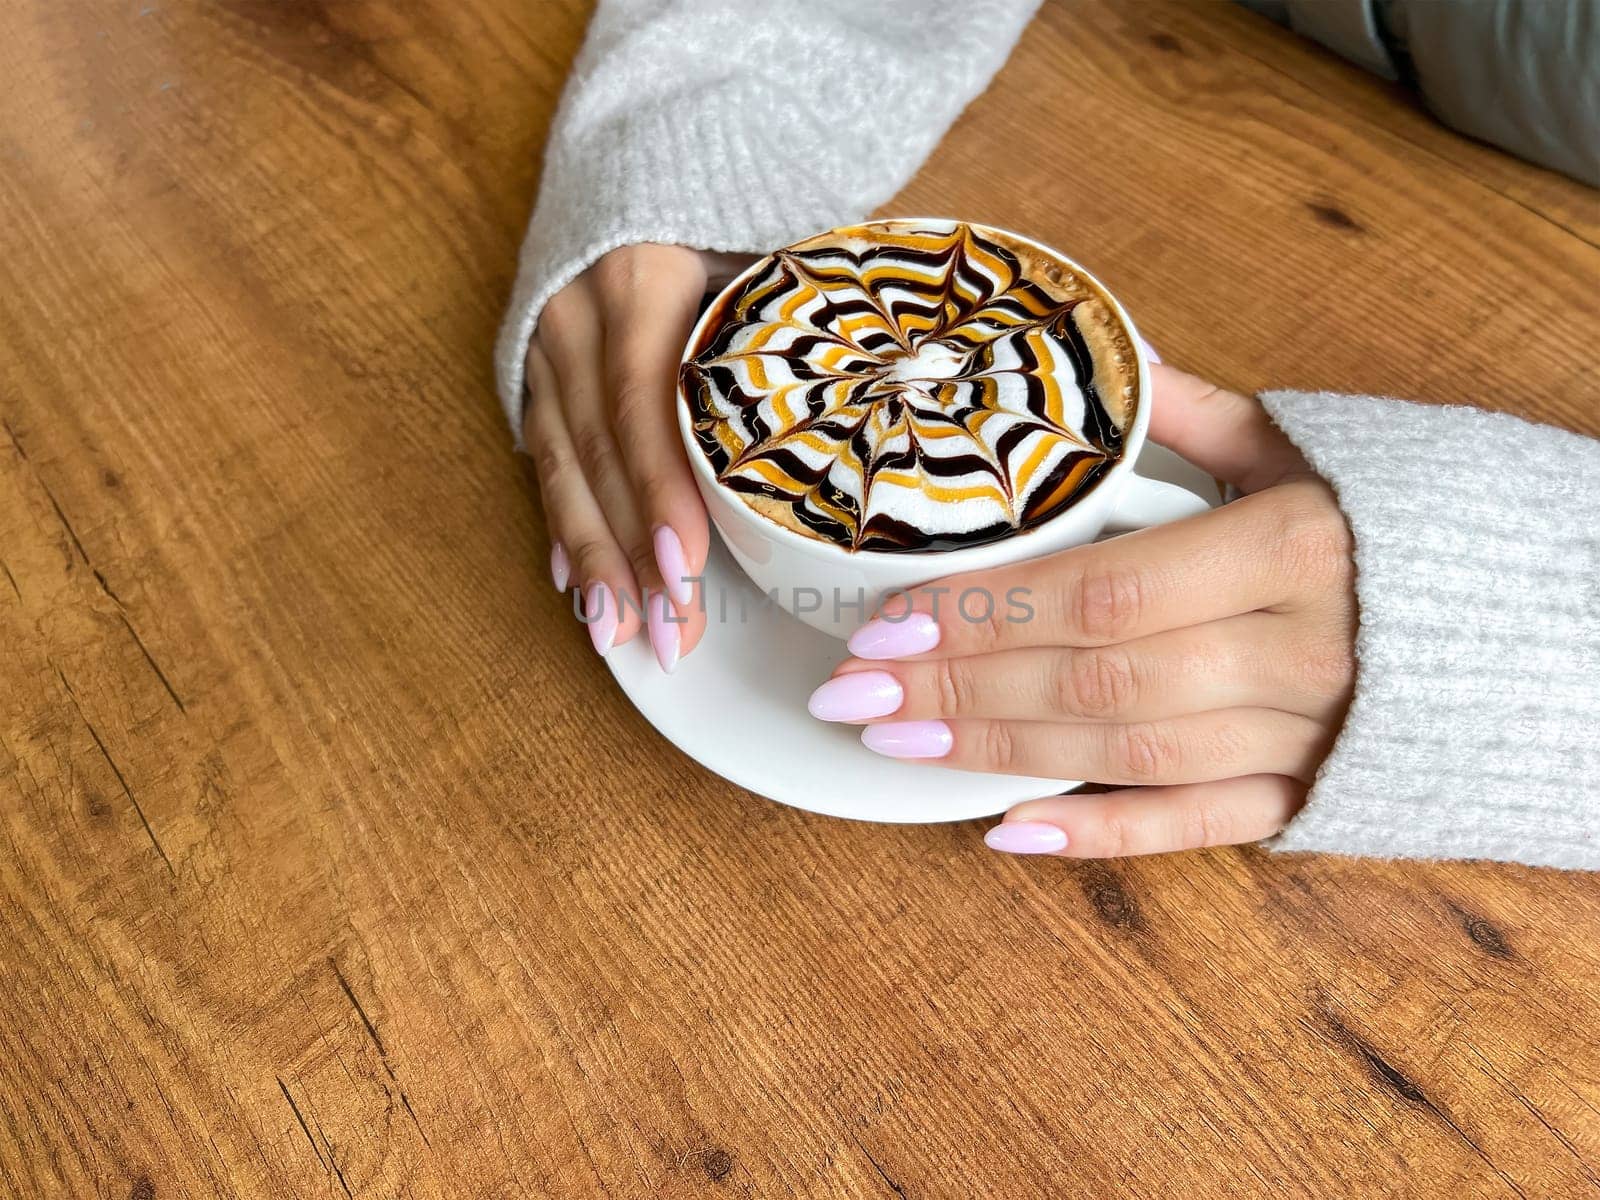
[{"xmin": 1, "ymin": 1, "xmax": 1597, "ymax": 1196}]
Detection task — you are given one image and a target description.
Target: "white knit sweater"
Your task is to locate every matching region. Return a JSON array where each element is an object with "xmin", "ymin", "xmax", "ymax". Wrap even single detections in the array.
[{"xmin": 499, "ymin": 0, "xmax": 1600, "ymax": 869}]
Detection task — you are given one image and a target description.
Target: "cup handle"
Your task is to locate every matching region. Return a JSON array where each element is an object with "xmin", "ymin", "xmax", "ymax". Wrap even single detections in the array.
[{"xmin": 1104, "ymin": 470, "xmax": 1214, "ymax": 533}]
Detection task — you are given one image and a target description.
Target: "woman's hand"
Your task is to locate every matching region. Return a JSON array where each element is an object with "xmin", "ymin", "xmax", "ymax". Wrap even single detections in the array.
[
  {"xmin": 526, "ymin": 244, "xmax": 751, "ymax": 670},
  {"xmin": 809, "ymin": 364, "xmax": 1359, "ymax": 858}
]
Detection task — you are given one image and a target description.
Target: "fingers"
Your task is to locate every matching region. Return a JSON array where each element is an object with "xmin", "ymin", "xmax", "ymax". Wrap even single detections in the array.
[
  {"xmin": 823, "ymin": 613, "xmax": 1322, "ymax": 725},
  {"xmin": 849, "ymin": 487, "xmax": 1315, "ymax": 661},
  {"xmin": 592, "ymin": 247, "xmax": 710, "ymax": 632},
  {"xmin": 858, "ymin": 707, "xmax": 1328, "ymax": 785},
  {"xmin": 1146, "ymin": 364, "xmax": 1308, "ymax": 495},
  {"xmin": 528, "ymin": 246, "xmax": 722, "ymax": 669},
  {"xmin": 526, "ymin": 344, "xmax": 646, "ymax": 651},
  {"xmin": 985, "ymin": 774, "xmax": 1306, "ymax": 858},
  {"xmin": 540, "ymin": 282, "xmax": 659, "ymax": 606}
]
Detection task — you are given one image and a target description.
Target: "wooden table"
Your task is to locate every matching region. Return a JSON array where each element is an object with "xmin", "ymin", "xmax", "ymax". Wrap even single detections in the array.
[{"xmin": 3, "ymin": 1, "xmax": 1597, "ymax": 1195}]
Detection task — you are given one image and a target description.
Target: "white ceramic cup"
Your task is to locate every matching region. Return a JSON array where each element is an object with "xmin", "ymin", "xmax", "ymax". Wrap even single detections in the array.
[{"xmin": 676, "ymin": 218, "xmax": 1211, "ymax": 640}]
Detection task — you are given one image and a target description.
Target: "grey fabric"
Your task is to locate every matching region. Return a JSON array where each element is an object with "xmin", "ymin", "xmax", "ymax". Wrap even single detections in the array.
[
  {"xmin": 1282, "ymin": 0, "xmax": 1400, "ymax": 79},
  {"xmin": 1244, "ymin": 0, "xmax": 1600, "ymax": 186},
  {"xmin": 1262, "ymin": 391, "xmax": 1600, "ymax": 871},
  {"xmin": 1390, "ymin": 0, "xmax": 1600, "ymax": 186},
  {"xmin": 495, "ymin": 0, "xmax": 1042, "ymax": 443}
]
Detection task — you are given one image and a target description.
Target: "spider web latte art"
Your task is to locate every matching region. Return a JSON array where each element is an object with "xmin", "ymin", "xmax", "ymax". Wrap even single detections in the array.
[{"xmin": 681, "ymin": 220, "xmax": 1140, "ymax": 553}]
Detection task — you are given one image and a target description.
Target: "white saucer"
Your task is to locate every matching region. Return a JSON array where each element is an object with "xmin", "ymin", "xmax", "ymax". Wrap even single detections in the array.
[{"xmin": 607, "ymin": 442, "xmax": 1220, "ymax": 824}]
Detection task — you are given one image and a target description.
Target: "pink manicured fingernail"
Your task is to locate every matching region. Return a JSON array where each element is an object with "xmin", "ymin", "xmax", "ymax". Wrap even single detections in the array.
[
  {"xmin": 1139, "ymin": 337, "xmax": 1162, "ymax": 364},
  {"xmin": 652, "ymin": 525, "xmax": 693, "ymax": 607},
  {"xmin": 984, "ymin": 821, "xmax": 1068, "ymax": 855},
  {"xmin": 584, "ymin": 581, "xmax": 617, "ymax": 656},
  {"xmin": 807, "ymin": 671, "xmax": 903, "ymax": 722},
  {"xmin": 550, "ymin": 541, "xmax": 571, "ymax": 592},
  {"xmin": 847, "ymin": 612, "xmax": 941, "ymax": 660},
  {"xmin": 861, "ymin": 720, "xmax": 952, "ymax": 759},
  {"xmin": 647, "ymin": 590, "xmax": 680, "ymax": 674}
]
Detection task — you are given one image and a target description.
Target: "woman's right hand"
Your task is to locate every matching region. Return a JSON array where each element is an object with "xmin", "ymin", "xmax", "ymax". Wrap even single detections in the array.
[{"xmin": 525, "ymin": 244, "xmax": 752, "ymax": 671}]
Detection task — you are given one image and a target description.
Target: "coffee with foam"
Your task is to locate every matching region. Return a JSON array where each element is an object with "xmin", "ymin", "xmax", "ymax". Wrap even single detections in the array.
[{"xmin": 681, "ymin": 220, "xmax": 1139, "ymax": 553}]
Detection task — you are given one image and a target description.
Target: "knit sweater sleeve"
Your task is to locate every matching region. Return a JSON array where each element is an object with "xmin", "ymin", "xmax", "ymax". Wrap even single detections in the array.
[
  {"xmin": 495, "ymin": 0, "xmax": 1041, "ymax": 443},
  {"xmin": 1261, "ymin": 391, "xmax": 1600, "ymax": 871}
]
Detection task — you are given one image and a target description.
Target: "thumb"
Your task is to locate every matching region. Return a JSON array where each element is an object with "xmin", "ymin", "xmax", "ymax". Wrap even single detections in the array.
[{"xmin": 1144, "ymin": 363, "xmax": 1309, "ymax": 494}]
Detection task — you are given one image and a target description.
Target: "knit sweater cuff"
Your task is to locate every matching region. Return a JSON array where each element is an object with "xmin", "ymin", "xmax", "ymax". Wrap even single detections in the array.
[
  {"xmin": 493, "ymin": 102, "xmax": 853, "ymax": 447},
  {"xmin": 1261, "ymin": 391, "xmax": 1600, "ymax": 870},
  {"xmin": 495, "ymin": 0, "xmax": 1041, "ymax": 446}
]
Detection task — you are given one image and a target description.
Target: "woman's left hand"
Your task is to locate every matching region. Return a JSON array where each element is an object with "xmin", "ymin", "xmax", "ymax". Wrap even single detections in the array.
[{"xmin": 809, "ymin": 363, "xmax": 1358, "ymax": 858}]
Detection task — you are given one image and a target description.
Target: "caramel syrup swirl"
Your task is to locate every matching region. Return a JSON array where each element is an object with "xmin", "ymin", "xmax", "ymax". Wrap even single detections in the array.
[{"xmin": 682, "ymin": 220, "xmax": 1137, "ymax": 552}]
